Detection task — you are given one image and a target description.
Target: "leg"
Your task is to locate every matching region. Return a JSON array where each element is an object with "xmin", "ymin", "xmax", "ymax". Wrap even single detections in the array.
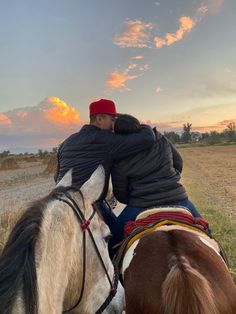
[
  {"xmin": 109, "ymin": 205, "xmax": 142, "ymax": 258},
  {"xmin": 99, "ymin": 201, "xmax": 117, "ymax": 234},
  {"xmin": 171, "ymin": 199, "xmax": 202, "ymax": 218}
]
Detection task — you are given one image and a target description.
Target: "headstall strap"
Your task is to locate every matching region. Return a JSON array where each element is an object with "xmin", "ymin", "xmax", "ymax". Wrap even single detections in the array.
[{"xmin": 55, "ymin": 189, "xmax": 118, "ymax": 314}]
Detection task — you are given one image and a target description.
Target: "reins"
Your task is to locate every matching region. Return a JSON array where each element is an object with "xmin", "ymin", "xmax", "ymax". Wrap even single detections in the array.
[{"xmin": 55, "ymin": 189, "xmax": 118, "ymax": 314}]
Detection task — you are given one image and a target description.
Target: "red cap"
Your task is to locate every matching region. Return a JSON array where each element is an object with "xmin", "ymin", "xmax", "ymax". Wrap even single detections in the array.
[{"xmin": 89, "ymin": 99, "xmax": 117, "ymax": 116}]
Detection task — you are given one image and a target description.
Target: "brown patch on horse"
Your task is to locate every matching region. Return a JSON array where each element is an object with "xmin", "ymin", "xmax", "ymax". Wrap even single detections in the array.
[{"xmin": 123, "ymin": 229, "xmax": 236, "ymax": 314}]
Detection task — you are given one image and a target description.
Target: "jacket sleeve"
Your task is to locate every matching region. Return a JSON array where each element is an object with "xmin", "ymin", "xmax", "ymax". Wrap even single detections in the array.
[
  {"xmin": 167, "ymin": 140, "xmax": 183, "ymax": 173},
  {"xmin": 111, "ymin": 165, "xmax": 129, "ymax": 204},
  {"xmin": 110, "ymin": 125, "xmax": 155, "ymax": 160}
]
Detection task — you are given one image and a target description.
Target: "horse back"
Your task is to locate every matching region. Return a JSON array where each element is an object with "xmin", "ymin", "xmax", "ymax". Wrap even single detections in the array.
[{"xmin": 122, "ymin": 229, "xmax": 236, "ymax": 314}]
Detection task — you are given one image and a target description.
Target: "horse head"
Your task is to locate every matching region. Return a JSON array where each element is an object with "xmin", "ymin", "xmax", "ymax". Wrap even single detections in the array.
[{"xmin": 0, "ymin": 166, "xmax": 124, "ymax": 314}]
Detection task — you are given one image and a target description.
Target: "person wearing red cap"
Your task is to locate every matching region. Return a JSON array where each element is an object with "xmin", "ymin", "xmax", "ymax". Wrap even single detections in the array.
[
  {"xmin": 54, "ymin": 98, "xmax": 155, "ymax": 234},
  {"xmin": 89, "ymin": 99, "xmax": 117, "ymax": 131}
]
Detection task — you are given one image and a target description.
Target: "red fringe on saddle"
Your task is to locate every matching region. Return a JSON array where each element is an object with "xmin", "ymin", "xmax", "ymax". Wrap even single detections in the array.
[{"xmin": 124, "ymin": 212, "xmax": 209, "ymax": 237}]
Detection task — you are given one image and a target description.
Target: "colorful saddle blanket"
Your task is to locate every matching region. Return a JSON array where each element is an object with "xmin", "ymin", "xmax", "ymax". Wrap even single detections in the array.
[{"xmin": 124, "ymin": 206, "xmax": 209, "ymax": 237}]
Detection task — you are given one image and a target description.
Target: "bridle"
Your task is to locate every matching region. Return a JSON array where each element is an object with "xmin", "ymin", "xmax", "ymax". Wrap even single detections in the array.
[{"xmin": 55, "ymin": 188, "xmax": 119, "ymax": 314}]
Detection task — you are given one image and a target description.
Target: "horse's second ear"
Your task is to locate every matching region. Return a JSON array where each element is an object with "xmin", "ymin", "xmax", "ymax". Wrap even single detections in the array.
[
  {"xmin": 56, "ymin": 169, "xmax": 73, "ymax": 187},
  {"xmin": 81, "ymin": 165, "xmax": 105, "ymax": 203}
]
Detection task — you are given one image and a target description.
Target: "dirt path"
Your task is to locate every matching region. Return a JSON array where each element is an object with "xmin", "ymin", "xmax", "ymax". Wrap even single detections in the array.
[{"xmin": 0, "ymin": 161, "xmax": 54, "ymax": 213}]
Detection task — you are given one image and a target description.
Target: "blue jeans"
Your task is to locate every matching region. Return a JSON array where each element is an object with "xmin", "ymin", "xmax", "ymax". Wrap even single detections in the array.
[{"xmin": 99, "ymin": 201, "xmax": 117, "ymax": 235}]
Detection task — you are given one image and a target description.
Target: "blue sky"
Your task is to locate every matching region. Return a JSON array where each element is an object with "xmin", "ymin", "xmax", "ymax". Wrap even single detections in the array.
[{"xmin": 0, "ymin": 0, "xmax": 236, "ymax": 152}]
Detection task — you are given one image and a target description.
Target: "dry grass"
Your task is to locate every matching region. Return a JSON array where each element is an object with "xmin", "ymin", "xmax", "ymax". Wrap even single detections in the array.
[
  {"xmin": 0, "ymin": 157, "xmax": 20, "ymax": 170},
  {"xmin": 179, "ymin": 145, "xmax": 236, "ymax": 281},
  {"xmin": 43, "ymin": 154, "xmax": 57, "ymax": 175},
  {"xmin": 0, "ymin": 209, "xmax": 24, "ymax": 252}
]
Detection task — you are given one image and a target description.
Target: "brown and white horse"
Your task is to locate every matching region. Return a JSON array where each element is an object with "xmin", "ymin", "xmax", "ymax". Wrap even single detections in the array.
[
  {"xmin": 120, "ymin": 210, "xmax": 236, "ymax": 314},
  {"xmin": 0, "ymin": 166, "xmax": 124, "ymax": 314}
]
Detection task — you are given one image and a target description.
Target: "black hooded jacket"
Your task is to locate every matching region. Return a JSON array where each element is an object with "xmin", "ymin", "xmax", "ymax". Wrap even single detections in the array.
[
  {"xmin": 111, "ymin": 131, "xmax": 188, "ymax": 208},
  {"xmin": 54, "ymin": 124, "xmax": 155, "ymax": 199}
]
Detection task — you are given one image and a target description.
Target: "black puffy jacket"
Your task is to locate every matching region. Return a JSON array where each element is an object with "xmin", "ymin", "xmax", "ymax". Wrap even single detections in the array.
[
  {"xmin": 111, "ymin": 131, "xmax": 188, "ymax": 208},
  {"xmin": 54, "ymin": 124, "xmax": 155, "ymax": 199}
]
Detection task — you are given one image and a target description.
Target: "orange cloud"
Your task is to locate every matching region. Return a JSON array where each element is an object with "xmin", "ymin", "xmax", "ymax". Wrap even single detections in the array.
[
  {"xmin": 106, "ymin": 71, "xmax": 140, "ymax": 91},
  {"xmin": 113, "ymin": 2, "xmax": 223, "ymax": 52},
  {"xmin": 113, "ymin": 19, "xmax": 153, "ymax": 48},
  {"xmin": 0, "ymin": 113, "xmax": 12, "ymax": 124},
  {"xmin": 0, "ymin": 97, "xmax": 82, "ymax": 136},
  {"xmin": 0, "ymin": 97, "xmax": 83, "ymax": 151},
  {"xmin": 154, "ymin": 16, "xmax": 195, "ymax": 48},
  {"xmin": 44, "ymin": 96, "xmax": 81, "ymax": 125},
  {"xmin": 0, "ymin": 96, "xmax": 83, "ymax": 153},
  {"xmin": 106, "ymin": 60, "xmax": 149, "ymax": 91}
]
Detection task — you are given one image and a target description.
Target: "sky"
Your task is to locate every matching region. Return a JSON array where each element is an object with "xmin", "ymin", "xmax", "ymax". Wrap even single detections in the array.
[{"xmin": 0, "ymin": 0, "xmax": 236, "ymax": 152}]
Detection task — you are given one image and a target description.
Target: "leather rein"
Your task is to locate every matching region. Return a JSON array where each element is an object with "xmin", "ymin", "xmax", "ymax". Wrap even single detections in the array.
[{"xmin": 55, "ymin": 189, "xmax": 119, "ymax": 314}]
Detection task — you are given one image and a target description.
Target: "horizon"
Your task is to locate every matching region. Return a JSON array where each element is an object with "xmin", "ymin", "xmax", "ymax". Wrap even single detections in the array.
[{"xmin": 1, "ymin": 1, "xmax": 236, "ymax": 151}]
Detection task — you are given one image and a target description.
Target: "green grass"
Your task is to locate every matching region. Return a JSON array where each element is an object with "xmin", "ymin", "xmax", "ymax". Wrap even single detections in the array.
[{"xmin": 182, "ymin": 170, "xmax": 236, "ymax": 282}]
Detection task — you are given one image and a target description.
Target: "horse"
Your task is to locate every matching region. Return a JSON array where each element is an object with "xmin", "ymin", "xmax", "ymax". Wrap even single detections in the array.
[
  {"xmin": 118, "ymin": 208, "xmax": 236, "ymax": 314},
  {"xmin": 0, "ymin": 166, "xmax": 124, "ymax": 314}
]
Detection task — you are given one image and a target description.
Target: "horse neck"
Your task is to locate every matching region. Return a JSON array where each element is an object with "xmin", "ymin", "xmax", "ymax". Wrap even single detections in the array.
[{"xmin": 72, "ymin": 215, "xmax": 114, "ymax": 306}]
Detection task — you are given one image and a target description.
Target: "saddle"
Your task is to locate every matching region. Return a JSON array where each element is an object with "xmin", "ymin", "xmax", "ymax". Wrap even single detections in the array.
[
  {"xmin": 124, "ymin": 206, "xmax": 210, "ymax": 239},
  {"xmin": 113, "ymin": 206, "xmax": 229, "ymax": 271}
]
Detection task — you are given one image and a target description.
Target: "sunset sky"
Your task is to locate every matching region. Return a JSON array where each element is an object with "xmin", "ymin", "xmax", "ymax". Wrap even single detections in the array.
[{"xmin": 0, "ymin": 0, "xmax": 236, "ymax": 152}]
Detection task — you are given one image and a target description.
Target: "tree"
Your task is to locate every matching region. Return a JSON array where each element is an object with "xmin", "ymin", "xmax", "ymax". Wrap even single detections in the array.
[
  {"xmin": 226, "ymin": 122, "xmax": 236, "ymax": 132},
  {"xmin": 0, "ymin": 150, "xmax": 10, "ymax": 158},
  {"xmin": 37, "ymin": 149, "xmax": 49, "ymax": 158},
  {"xmin": 181, "ymin": 123, "xmax": 192, "ymax": 143},
  {"xmin": 224, "ymin": 122, "xmax": 236, "ymax": 142},
  {"xmin": 164, "ymin": 131, "xmax": 181, "ymax": 144},
  {"xmin": 52, "ymin": 147, "xmax": 58, "ymax": 153}
]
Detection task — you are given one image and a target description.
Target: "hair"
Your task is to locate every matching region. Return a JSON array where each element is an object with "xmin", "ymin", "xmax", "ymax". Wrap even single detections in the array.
[
  {"xmin": 90, "ymin": 114, "xmax": 97, "ymax": 123},
  {"xmin": 114, "ymin": 114, "xmax": 140, "ymax": 134}
]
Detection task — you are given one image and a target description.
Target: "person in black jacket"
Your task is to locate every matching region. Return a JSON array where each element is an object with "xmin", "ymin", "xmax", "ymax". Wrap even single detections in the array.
[
  {"xmin": 54, "ymin": 99, "xmax": 155, "ymax": 231},
  {"xmin": 110, "ymin": 114, "xmax": 201, "ymax": 250}
]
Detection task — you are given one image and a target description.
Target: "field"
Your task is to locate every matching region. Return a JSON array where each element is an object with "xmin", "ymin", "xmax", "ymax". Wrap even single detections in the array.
[
  {"xmin": 179, "ymin": 145, "xmax": 236, "ymax": 280},
  {"xmin": 0, "ymin": 146, "xmax": 236, "ymax": 282}
]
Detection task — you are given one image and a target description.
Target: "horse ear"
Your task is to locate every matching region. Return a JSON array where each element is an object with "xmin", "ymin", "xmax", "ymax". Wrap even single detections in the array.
[
  {"xmin": 56, "ymin": 169, "xmax": 73, "ymax": 187},
  {"xmin": 80, "ymin": 165, "xmax": 105, "ymax": 203}
]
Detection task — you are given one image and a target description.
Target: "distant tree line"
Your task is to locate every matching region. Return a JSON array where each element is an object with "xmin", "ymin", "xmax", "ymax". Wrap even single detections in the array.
[
  {"xmin": 1, "ymin": 123, "xmax": 236, "ymax": 158},
  {"xmin": 0, "ymin": 147, "xmax": 58, "ymax": 159},
  {"xmin": 164, "ymin": 122, "xmax": 236, "ymax": 145}
]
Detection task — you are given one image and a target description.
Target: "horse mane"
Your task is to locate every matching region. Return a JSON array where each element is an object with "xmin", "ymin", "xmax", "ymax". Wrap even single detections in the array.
[{"xmin": 0, "ymin": 186, "xmax": 75, "ymax": 314}]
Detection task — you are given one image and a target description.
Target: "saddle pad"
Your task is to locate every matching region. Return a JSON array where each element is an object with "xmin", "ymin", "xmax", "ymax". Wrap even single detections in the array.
[
  {"xmin": 125, "ymin": 219, "xmax": 207, "ymax": 251},
  {"xmin": 136, "ymin": 206, "xmax": 193, "ymax": 220}
]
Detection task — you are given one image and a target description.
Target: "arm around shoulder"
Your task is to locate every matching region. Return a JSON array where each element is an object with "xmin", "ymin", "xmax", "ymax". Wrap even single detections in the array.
[{"xmin": 111, "ymin": 124, "xmax": 155, "ymax": 160}]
